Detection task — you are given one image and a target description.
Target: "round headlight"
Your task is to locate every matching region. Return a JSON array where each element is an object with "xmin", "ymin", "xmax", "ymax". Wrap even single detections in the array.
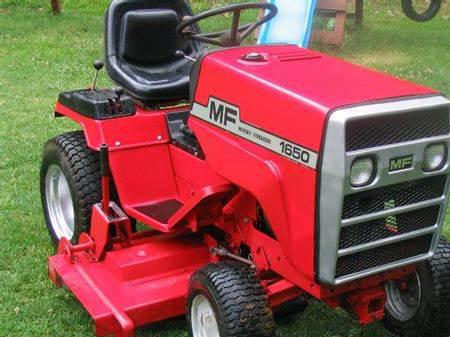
[
  {"xmin": 423, "ymin": 143, "xmax": 446, "ymax": 171},
  {"xmin": 350, "ymin": 157, "xmax": 375, "ymax": 187}
]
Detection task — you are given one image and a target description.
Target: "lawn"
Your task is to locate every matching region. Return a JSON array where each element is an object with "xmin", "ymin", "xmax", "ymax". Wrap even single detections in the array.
[{"xmin": 0, "ymin": 1, "xmax": 449, "ymax": 337}]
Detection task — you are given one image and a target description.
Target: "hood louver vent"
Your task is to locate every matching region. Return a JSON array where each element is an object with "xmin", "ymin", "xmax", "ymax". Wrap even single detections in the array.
[{"xmin": 272, "ymin": 50, "xmax": 321, "ymax": 62}]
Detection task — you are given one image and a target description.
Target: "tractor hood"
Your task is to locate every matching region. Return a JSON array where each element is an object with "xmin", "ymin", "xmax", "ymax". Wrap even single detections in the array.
[
  {"xmin": 190, "ymin": 44, "xmax": 443, "ymax": 281},
  {"xmin": 192, "ymin": 44, "xmax": 436, "ymax": 152}
]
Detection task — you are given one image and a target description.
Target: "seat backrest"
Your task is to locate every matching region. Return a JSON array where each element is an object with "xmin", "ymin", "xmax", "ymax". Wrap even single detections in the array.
[
  {"xmin": 119, "ymin": 9, "xmax": 188, "ymax": 65},
  {"xmin": 104, "ymin": 0, "xmax": 205, "ymax": 102}
]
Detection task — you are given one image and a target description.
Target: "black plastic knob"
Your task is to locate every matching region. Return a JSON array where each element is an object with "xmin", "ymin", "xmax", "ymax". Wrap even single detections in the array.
[
  {"xmin": 94, "ymin": 60, "xmax": 104, "ymax": 71},
  {"xmin": 175, "ymin": 50, "xmax": 186, "ymax": 59},
  {"xmin": 114, "ymin": 87, "xmax": 124, "ymax": 98}
]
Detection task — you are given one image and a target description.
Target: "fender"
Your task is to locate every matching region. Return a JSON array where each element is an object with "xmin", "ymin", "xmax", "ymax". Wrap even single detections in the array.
[
  {"xmin": 189, "ymin": 115, "xmax": 307, "ymax": 272},
  {"xmin": 55, "ymin": 102, "xmax": 171, "ymax": 151}
]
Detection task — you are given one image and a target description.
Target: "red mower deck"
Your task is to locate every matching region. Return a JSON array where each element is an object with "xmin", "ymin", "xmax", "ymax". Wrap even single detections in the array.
[{"xmin": 49, "ymin": 234, "xmax": 210, "ymax": 337}]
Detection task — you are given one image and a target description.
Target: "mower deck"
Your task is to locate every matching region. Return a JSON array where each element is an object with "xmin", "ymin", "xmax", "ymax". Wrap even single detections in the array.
[{"xmin": 49, "ymin": 235, "xmax": 211, "ymax": 337}]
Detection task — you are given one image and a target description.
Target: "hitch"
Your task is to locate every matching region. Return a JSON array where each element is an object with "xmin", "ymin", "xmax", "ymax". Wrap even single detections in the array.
[
  {"xmin": 346, "ymin": 286, "xmax": 386, "ymax": 325},
  {"xmin": 89, "ymin": 144, "xmax": 133, "ymax": 260}
]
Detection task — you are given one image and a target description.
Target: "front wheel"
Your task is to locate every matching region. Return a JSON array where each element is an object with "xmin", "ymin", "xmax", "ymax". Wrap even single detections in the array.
[
  {"xmin": 401, "ymin": 0, "xmax": 442, "ymax": 22},
  {"xmin": 187, "ymin": 261, "xmax": 275, "ymax": 337},
  {"xmin": 383, "ymin": 237, "xmax": 450, "ymax": 337}
]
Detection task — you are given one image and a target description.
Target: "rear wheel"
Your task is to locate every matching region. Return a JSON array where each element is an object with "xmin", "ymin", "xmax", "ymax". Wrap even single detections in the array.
[
  {"xmin": 383, "ymin": 237, "xmax": 450, "ymax": 337},
  {"xmin": 40, "ymin": 131, "xmax": 101, "ymax": 246},
  {"xmin": 187, "ymin": 261, "xmax": 275, "ymax": 337}
]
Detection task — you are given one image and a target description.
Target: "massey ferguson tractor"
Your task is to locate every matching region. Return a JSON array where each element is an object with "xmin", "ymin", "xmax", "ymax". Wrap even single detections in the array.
[{"xmin": 40, "ymin": 1, "xmax": 450, "ymax": 337}]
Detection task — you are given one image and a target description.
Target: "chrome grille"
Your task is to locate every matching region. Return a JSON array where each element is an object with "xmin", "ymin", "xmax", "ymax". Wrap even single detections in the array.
[
  {"xmin": 339, "ymin": 206, "xmax": 440, "ymax": 249},
  {"xmin": 318, "ymin": 96, "xmax": 450, "ymax": 285},
  {"xmin": 336, "ymin": 235, "xmax": 433, "ymax": 278},
  {"xmin": 342, "ymin": 176, "xmax": 446, "ymax": 219},
  {"xmin": 346, "ymin": 107, "xmax": 449, "ymax": 151}
]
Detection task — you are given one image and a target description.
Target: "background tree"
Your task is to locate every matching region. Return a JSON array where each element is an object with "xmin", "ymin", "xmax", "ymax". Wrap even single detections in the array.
[{"xmin": 51, "ymin": 0, "xmax": 61, "ymax": 14}]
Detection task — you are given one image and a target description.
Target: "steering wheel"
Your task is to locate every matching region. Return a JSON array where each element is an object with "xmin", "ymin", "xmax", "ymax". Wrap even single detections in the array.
[{"xmin": 176, "ymin": 2, "xmax": 278, "ymax": 48}]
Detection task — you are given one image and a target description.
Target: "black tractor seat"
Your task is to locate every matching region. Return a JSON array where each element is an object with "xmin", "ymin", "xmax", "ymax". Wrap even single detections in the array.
[{"xmin": 104, "ymin": 0, "xmax": 206, "ymax": 103}]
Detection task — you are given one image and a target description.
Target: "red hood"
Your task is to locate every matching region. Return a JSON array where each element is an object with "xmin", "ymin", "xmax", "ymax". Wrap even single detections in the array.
[{"xmin": 193, "ymin": 44, "xmax": 437, "ymax": 150}]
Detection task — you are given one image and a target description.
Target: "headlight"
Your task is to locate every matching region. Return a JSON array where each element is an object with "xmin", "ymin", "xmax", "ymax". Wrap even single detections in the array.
[
  {"xmin": 350, "ymin": 157, "xmax": 375, "ymax": 187},
  {"xmin": 423, "ymin": 143, "xmax": 446, "ymax": 171}
]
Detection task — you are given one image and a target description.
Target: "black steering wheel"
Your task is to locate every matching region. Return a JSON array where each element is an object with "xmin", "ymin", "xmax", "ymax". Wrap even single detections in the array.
[{"xmin": 176, "ymin": 2, "xmax": 278, "ymax": 48}]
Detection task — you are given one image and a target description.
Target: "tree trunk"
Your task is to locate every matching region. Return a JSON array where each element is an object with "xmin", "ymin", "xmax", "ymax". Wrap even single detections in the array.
[{"xmin": 51, "ymin": 0, "xmax": 61, "ymax": 15}]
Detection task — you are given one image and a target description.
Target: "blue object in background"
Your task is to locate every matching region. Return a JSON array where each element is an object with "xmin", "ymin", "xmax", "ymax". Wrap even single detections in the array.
[{"xmin": 257, "ymin": 0, "xmax": 317, "ymax": 48}]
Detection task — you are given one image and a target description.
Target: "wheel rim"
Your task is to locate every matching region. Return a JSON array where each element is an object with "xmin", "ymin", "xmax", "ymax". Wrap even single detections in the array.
[
  {"xmin": 191, "ymin": 295, "xmax": 220, "ymax": 337},
  {"xmin": 45, "ymin": 164, "xmax": 75, "ymax": 240},
  {"xmin": 385, "ymin": 271, "xmax": 422, "ymax": 322}
]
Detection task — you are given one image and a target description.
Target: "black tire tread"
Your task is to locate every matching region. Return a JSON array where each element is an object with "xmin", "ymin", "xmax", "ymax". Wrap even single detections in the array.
[
  {"xmin": 383, "ymin": 236, "xmax": 450, "ymax": 337},
  {"xmin": 41, "ymin": 131, "xmax": 101, "ymax": 243},
  {"xmin": 189, "ymin": 261, "xmax": 275, "ymax": 337},
  {"xmin": 422, "ymin": 237, "xmax": 450, "ymax": 337}
]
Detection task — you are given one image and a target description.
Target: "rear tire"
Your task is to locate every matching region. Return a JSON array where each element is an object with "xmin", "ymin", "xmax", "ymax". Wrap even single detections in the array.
[
  {"xmin": 401, "ymin": 0, "xmax": 441, "ymax": 22},
  {"xmin": 383, "ymin": 237, "xmax": 450, "ymax": 337},
  {"xmin": 40, "ymin": 131, "xmax": 101, "ymax": 246},
  {"xmin": 187, "ymin": 261, "xmax": 275, "ymax": 337}
]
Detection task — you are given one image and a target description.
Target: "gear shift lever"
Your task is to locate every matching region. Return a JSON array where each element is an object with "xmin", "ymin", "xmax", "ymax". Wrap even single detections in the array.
[{"xmin": 91, "ymin": 60, "xmax": 104, "ymax": 92}]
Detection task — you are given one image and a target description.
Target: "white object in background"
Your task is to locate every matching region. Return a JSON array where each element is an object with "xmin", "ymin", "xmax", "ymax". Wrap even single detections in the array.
[{"xmin": 257, "ymin": 0, "xmax": 317, "ymax": 48}]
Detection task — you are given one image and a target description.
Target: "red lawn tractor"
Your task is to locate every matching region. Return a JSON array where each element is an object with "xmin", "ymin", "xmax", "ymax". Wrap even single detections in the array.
[{"xmin": 41, "ymin": 1, "xmax": 450, "ymax": 337}]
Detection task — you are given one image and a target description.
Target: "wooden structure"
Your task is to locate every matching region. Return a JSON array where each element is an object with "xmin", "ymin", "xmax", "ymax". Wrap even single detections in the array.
[{"xmin": 313, "ymin": 0, "xmax": 363, "ymax": 47}]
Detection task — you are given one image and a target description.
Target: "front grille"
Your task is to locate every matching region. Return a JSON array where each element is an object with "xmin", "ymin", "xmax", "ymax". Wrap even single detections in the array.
[
  {"xmin": 319, "ymin": 97, "xmax": 450, "ymax": 284},
  {"xmin": 339, "ymin": 206, "xmax": 439, "ymax": 249},
  {"xmin": 336, "ymin": 235, "xmax": 433, "ymax": 278},
  {"xmin": 343, "ymin": 175, "xmax": 446, "ymax": 219},
  {"xmin": 346, "ymin": 107, "xmax": 449, "ymax": 151}
]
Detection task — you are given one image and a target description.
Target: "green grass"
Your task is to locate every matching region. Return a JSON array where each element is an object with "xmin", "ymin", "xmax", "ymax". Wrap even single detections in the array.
[{"xmin": 0, "ymin": 2, "xmax": 449, "ymax": 337}]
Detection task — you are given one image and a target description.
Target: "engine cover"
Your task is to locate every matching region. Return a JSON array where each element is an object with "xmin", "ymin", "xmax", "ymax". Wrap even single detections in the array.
[{"xmin": 189, "ymin": 44, "xmax": 445, "ymax": 284}]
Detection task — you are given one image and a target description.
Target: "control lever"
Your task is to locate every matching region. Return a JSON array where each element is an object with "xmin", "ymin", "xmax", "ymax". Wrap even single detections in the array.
[
  {"xmin": 175, "ymin": 50, "xmax": 197, "ymax": 62},
  {"xmin": 114, "ymin": 87, "xmax": 124, "ymax": 102},
  {"xmin": 91, "ymin": 60, "xmax": 104, "ymax": 92},
  {"xmin": 111, "ymin": 87, "xmax": 125, "ymax": 114}
]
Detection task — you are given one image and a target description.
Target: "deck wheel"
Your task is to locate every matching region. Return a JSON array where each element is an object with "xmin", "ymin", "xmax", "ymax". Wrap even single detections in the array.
[{"xmin": 187, "ymin": 261, "xmax": 275, "ymax": 337}]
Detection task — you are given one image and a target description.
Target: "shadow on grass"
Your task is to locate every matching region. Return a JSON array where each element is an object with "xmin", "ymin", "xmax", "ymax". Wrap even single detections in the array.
[{"xmin": 132, "ymin": 301, "xmax": 394, "ymax": 337}]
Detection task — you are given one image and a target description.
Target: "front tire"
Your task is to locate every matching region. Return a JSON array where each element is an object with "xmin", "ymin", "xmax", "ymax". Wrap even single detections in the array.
[
  {"xmin": 383, "ymin": 237, "xmax": 450, "ymax": 337},
  {"xmin": 40, "ymin": 131, "xmax": 101, "ymax": 246},
  {"xmin": 187, "ymin": 261, "xmax": 275, "ymax": 337}
]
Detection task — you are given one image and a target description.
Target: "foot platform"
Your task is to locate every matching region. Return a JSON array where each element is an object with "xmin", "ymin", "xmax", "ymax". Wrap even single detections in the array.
[{"xmin": 126, "ymin": 183, "xmax": 236, "ymax": 232}]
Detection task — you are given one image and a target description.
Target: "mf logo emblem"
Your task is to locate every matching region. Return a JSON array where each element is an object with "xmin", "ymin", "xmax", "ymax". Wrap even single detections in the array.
[
  {"xmin": 389, "ymin": 155, "xmax": 413, "ymax": 172},
  {"xmin": 209, "ymin": 100, "xmax": 238, "ymax": 126},
  {"xmin": 190, "ymin": 97, "xmax": 319, "ymax": 169}
]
